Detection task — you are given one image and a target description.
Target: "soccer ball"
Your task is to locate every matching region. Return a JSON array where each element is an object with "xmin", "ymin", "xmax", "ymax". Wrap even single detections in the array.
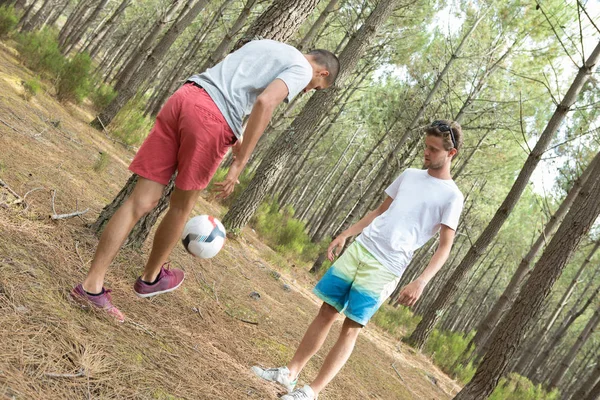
[{"xmin": 181, "ymin": 215, "xmax": 226, "ymax": 259}]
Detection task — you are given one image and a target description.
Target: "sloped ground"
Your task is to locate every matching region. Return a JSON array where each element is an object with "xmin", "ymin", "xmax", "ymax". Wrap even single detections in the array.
[{"xmin": 0, "ymin": 43, "xmax": 461, "ymax": 400}]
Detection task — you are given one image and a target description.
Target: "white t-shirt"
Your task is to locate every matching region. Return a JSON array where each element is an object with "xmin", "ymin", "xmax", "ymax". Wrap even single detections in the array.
[
  {"xmin": 356, "ymin": 168, "xmax": 464, "ymax": 277},
  {"xmin": 188, "ymin": 40, "xmax": 313, "ymax": 139}
]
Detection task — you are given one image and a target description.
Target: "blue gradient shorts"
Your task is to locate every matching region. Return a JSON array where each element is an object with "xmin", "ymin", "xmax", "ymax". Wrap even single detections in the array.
[{"xmin": 314, "ymin": 241, "xmax": 400, "ymax": 326}]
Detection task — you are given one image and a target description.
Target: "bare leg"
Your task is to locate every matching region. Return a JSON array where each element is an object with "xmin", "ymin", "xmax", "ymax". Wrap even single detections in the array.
[
  {"xmin": 140, "ymin": 187, "xmax": 201, "ymax": 282},
  {"xmin": 287, "ymin": 303, "xmax": 339, "ymax": 379},
  {"xmin": 310, "ymin": 317, "xmax": 362, "ymax": 394},
  {"xmin": 83, "ymin": 178, "xmax": 165, "ymax": 294}
]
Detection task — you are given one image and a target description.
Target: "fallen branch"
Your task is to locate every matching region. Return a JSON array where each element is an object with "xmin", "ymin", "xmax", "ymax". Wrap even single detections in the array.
[
  {"xmin": 51, "ymin": 209, "xmax": 89, "ymax": 220},
  {"xmin": 0, "ymin": 179, "xmax": 22, "ymax": 201},
  {"xmin": 225, "ymin": 309, "xmax": 258, "ymax": 325},
  {"xmin": 0, "ymin": 117, "xmax": 19, "ymax": 133},
  {"xmin": 391, "ymin": 363, "xmax": 418, "ymax": 399},
  {"xmin": 50, "ymin": 189, "xmax": 89, "ymax": 220}
]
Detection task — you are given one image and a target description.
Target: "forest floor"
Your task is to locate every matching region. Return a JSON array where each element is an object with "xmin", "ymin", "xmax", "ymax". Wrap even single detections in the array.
[{"xmin": 0, "ymin": 42, "xmax": 462, "ymax": 399}]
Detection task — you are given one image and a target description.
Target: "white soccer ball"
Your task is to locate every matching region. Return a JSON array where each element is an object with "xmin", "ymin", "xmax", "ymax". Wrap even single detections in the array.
[{"xmin": 181, "ymin": 215, "xmax": 226, "ymax": 259}]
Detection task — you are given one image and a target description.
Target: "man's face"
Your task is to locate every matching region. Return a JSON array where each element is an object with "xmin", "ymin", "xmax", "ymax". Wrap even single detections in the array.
[
  {"xmin": 423, "ymin": 135, "xmax": 454, "ymax": 169},
  {"xmin": 303, "ymin": 72, "xmax": 331, "ymax": 93}
]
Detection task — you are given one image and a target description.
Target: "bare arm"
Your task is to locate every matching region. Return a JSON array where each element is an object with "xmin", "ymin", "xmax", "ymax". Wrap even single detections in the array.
[
  {"xmin": 397, "ymin": 224, "xmax": 456, "ymax": 307},
  {"xmin": 214, "ymin": 79, "xmax": 289, "ymax": 198},
  {"xmin": 327, "ymin": 196, "xmax": 393, "ymax": 261}
]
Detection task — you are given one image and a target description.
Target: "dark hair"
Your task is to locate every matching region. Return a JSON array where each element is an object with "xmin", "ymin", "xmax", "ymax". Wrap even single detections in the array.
[
  {"xmin": 425, "ymin": 120, "xmax": 463, "ymax": 153},
  {"xmin": 307, "ymin": 49, "xmax": 340, "ymax": 85}
]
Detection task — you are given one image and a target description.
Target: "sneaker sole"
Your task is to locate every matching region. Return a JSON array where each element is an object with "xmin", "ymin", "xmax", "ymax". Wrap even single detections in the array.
[
  {"xmin": 134, "ymin": 276, "xmax": 185, "ymax": 298},
  {"xmin": 251, "ymin": 367, "xmax": 295, "ymax": 393}
]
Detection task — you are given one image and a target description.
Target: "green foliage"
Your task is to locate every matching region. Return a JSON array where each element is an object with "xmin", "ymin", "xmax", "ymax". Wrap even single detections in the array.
[
  {"xmin": 22, "ymin": 77, "xmax": 41, "ymax": 101},
  {"xmin": 93, "ymin": 151, "xmax": 109, "ymax": 173},
  {"xmin": 423, "ymin": 329, "xmax": 476, "ymax": 384},
  {"xmin": 489, "ymin": 373, "xmax": 560, "ymax": 400},
  {"xmin": 91, "ymin": 83, "xmax": 117, "ymax": 110},
  {"xmin": 0, "ymin": 5, "xmax": 19, "ymax": 37},
  {"xmin": 15, "ymin": 29, "xmax": 64, "ymax": 79},
  {"xmin": 371, "ymin": 304, "xmax": 421, "ymax": 337},
  {"xmin": 57, "ymin": 52, "xmax": 92, "ymax": 103},
  {"xmin": 109, "ymin": 96, "xmax": 154, "ymax": 145},
  {"xmin": 251, "ymin": 198, "xmax": 323, "ymax": 262}
]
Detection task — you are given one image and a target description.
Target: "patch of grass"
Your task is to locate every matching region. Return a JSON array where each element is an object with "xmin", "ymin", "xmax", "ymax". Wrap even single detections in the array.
[
  {"xmin": 15, "ymin": 28, "xmax": 64, "ymax": 79},
  {"xmin": 93, "ymin": 151, "xmax": 109, "ymax": 173},
  {"xmin": 57, "ymin": 52, "xmax": 92, "ymax": 104},
  {"xmin": 90, "ymin": 83, "xmax": 116, "ymax": 110},
  {"xmin": 109, "ymin": 95, "xmax": 154, "ymax": 145},
  {"xmin": 22, "ymin": 77, "xmax": 41, "ymax": 101},
  {"xmin": 249, "ymin": 198, "xmax": 324, "ymax": 262},
  {"xmin": 0, "ymin": 5, "xmax": 19, "ymax": 38},
  {"xmin": 372, "ymin": 304, "xmax": 421, "ymax": 337},
  {"xmin": 490, "ymin": 373, "xmax": 560, "ymax": 400},
  {"xmin": 423, "ymin": 329, "xmax": 476, "ymax": 383}
]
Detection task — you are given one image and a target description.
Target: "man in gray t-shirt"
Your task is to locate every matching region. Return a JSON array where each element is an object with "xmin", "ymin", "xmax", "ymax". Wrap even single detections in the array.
[{"xmin": 71, "ymin": 40, "xmax": 339, "ymax": 322}]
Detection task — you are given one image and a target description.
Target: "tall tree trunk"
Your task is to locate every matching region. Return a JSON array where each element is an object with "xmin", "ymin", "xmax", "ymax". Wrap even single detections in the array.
[
  {"xmin": 296, "ymin": 0, "xmax": 340, "ymax": 51},
  {"xmin": 524, "ymin": 243, "xmax": 600, "ymax": 379},
  {"xmin": 62, "ymin": 0, "xmax": 110, "ymax": 54},
  {"xmin": 196, "ymin": 0, "xmax": 257, "ymax": 73},
  {"xmin": 112, "ymin": 0, "xmax": 183, "ymax": 94},
  {"xmin": 547, "ymin": 307, "xmax": 600, "ymax": 389},
  {"xmin": 571, "ymin": 361, "xmax": 600, "ymax": 400},
  {"xmin": 21, "ymin": 0, "xmax": 53, "ymax": 31},
  {"xmin": 223, "ymin": 0, "xmax": 400, "ymax": 231},
  {"xmin": 83, "ymin": 0, "xmax": 131, "ymax": 57},
  {"xmin": 92, "ymin": 0, "xmax": 208, "ymax": 129},
  {"xmin": 460, "ymin": 152, "xmax": 600, "ymax": 363},
  {"xmin": 404, "ymin": 40, "xmax": 600, "ymax": 351},
  {"xmin": 454, "ymin": 154, "xmax": 600, "ymax": 399},
  {"xmin": 147, "ymin": 0, "xmax": 240, "ymax": 116},
  {"xmin": 232, "ymin": 0, "xmax": 321, "ymax": 51}
]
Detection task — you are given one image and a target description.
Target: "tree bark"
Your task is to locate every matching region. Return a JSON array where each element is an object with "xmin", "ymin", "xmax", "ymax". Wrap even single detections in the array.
[
  {"xmin": 62, "ymin": 0, "xmax": 110, "ymax": 54},
  {"xmin": 296, "ymin": 0, "xmax": 340, "ymax": 51},
  {"xmin": 223, "ymin": 0, "xmax": 400, "ymax": 231},
  {"xmin": 462, "ymin": 152, "xmax": 600, "ymax": 362},
  {"xmin": 547, "ymin": 307, "xmax": 600, "ymax": 389},
  {"xmin": 453, "ymin": 153, "xmax": 600, "ymax": 399},
  {"xmin": 232, "ymin": 0, "xmax": 321, "ymax": 51},
  {"xmin": 405, "ymin": 40, "xmax": 600, "ymax": 351}
]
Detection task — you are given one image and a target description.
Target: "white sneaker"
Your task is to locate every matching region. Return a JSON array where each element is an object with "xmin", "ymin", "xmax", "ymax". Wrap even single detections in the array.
[
  {"xmin": 251, "ymin": 365, "xmax": 297, "ymax": 392},
  {"xmin": 280, "ymin": 385, "xmax": 316, "ymax": 400}
]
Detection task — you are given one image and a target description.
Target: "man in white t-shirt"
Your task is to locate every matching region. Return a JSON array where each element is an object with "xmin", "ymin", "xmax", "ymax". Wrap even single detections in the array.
[
  {"xmin": 253, "ymin": 120, "xmax": 464, "ymax": 399},
  {"xmin": 71, "ymin": 40, "xmax": 340, "ymax": 322}
]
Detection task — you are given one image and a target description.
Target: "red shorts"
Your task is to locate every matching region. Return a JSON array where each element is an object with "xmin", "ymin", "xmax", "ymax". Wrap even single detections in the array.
[{"xmin": 129, "ymin": 83, "xmax": 236, "ymax": 191}]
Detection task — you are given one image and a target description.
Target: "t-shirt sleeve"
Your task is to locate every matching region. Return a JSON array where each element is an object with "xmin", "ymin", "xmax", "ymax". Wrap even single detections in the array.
[
  {"xmin": 276, "ymin": 64, "xmax": 312, "ymax": 102},
  {"xmin": 441, "ymin": 193, "xmax": 464, "ymax": 231},
  {"xmin": 384, "ymin": 170, "xmax": 407, "ymax": 199}
]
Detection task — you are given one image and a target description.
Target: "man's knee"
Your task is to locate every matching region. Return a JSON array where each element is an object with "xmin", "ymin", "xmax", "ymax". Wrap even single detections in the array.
[
  {"xmin": 318, "ymin": 302, "xmax": 339, "ymax": 322},
  {"xmin": 341, "ymin": 317, "xmax": 363, "ymax": 337},
  {"xmin": 128, "ymin": 194, "xmax": 161, "ymax": 218}
]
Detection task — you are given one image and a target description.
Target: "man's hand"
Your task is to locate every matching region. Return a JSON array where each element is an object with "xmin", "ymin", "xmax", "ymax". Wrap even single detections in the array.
[
  {"xmin": 327, "ymin": 235, "xmax": 347, "ymax": 261},
  {"xmin": 213, "ymin": 177, "xmax": 239, "ymax": 199},
  {"xmin": 396, "ymin": 279, "xmax": 427, "ymax": 307}
]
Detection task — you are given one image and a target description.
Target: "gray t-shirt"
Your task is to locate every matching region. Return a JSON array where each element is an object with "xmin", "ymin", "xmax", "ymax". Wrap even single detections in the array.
[
  {"xmin": 188, "ymin": 40, "xmax": 313, "ymax": 138},
  {"xmin": 356, "ymin": 168, "xmax": 464, "ymax": 277}
]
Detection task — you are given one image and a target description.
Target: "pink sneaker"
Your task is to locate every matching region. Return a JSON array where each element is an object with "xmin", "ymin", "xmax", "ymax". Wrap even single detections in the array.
[
  {"xmin": 70, "ymin": 284, "xmax": 125, "ymax": 322},
  {"xmin": 133, "ymin": 264, "xmax": 185, "ymax": 298}
]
